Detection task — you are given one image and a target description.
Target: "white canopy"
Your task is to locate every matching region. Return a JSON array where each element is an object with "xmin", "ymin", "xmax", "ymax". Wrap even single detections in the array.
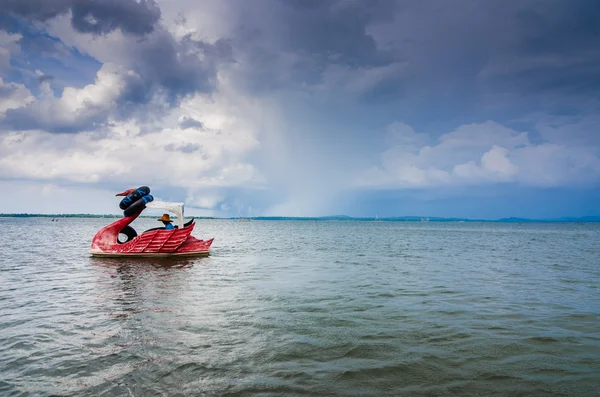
[{"xmin": 146, "ymin": 200, "xmax": 185, "ymax": 228}]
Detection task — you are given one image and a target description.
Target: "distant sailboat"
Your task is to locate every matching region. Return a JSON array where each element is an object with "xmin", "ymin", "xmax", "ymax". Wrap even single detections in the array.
[{"xmin": 375, "ymin": 213, "xmax": 383, "ymax": 222}]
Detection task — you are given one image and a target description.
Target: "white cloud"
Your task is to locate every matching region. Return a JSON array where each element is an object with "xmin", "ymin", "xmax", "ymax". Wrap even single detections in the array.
[
  {"xmin": 453, "ymin": 145, "xmax": 518, "ymax": 182},
  {"xmin": 0, "ymin": 78, "xmax": 34, "ymax": 114},
  {"xmin": 2, "ymin": 63, "xmax": 144, "ymax": 131},
  {"xmin": 0, "ymin": 20, "xmax": 283, "ymax": 216},
  {"xmin": 513, "ymin": 143, "xmax": 600, "ymax": 186},
  {"xmin": 185, "ymin": 193, "xmax": 224, "ymax": 209},
  {"xmin": 386, "ymin": 121, "xmax": 430, "ymax": 148},
  {"xmin": 439, "ymin": 121, "xmax": 529, "ymax": 150},
  {"xmin": 0, "ymin": 120, "xmax": 261, "ymax": 185},
  {"xmin": 0, "ymin": 86, "xmax": 266, "ymax": 211},
  {"xmin": 534, "ymin": 114, "xmax": 600, "ymax": 146},
  {"xmin": 357, "ymin": 120, "xmax": 600, "ymax": 188}
]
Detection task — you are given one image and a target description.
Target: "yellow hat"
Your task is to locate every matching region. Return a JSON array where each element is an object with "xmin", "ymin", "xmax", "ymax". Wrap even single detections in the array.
[{"xmin": 158, "ymin": 213, "xmax": 172, "ymax": 222}]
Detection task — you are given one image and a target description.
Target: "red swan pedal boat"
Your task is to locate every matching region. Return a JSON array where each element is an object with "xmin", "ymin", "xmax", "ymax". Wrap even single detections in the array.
[{"xmin": 90, "ymin": 188, "xmax": 214, "ymax": 258}]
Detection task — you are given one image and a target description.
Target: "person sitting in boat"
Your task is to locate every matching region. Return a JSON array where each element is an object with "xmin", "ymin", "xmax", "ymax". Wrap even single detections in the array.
[{"xmin": 158, "ymin": 214, "xmax": 174, "ymax": 230}]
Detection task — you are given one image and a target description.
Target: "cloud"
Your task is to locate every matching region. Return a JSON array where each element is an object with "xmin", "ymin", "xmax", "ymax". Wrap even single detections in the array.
[
  {"xmin": 0, "ymin": 117, "xmax": 262, "ymax": 187},
  {"xmin": 0, "ymin": 84, "xmax": 270, "ymax": 215},
  {"xmin": 0, "ymin": 78, "xmax": 34, "ymax": 114},
  {"xmin": 0, "ymin": 17, "xmax": 234, "ymax": 132},
  {"xmin": 272, "ymin": 0, "xmax": 396, "ymax": 67},
  {"xmin": 164, "ymin": 142, "xmax": 202, "ymax": 154},
  {"xmin": 453, "ymin": 146, "xmax": 518, "ymax": 183},
  {"xmin": 35, "ymin": 70, "xmax": 55, "ymax": 84},
  {"xmin": 178, "ymin": 116, "xmax": 204, "ymax": 130},
  {"xmin": 185, "ymin": 193, "xmax": 224, "ymax": 210},
  {"xmin": 204, "ymin": 0, "xmax": 600, "ymax": 119},
  {"xmin": 218, "ymin": 0, "xmax": 399, "ymax": 94},
  {"xmin": 512, "ymin": 143, "xmax": 600, "ymax": 186},
  {"xmin": 385, "ymin": 121, "xmax": 430, "ymax": 148},
  {"xmin": 1, "ymin": 0, "xmax": 600, "ymax": 218},
  {"xmin": 6, "ymin": 0, "xmax": 599, "ymax": 128},
  {"xmin": 477, "ymin": 1, "xmax": 600, "ymax": 91},
  {"xmin": 1, "ymin": 63, "xmax": 146, "ymax": 132},
  {"xmin": 0, "ymin": 30, "xmax": 22, "ymax": 73},
  {"xmin": 45, "ymin": 13, "xmax": 233, "ymax": 105},
  {"xmin": 1, "ymin": 0, "xmax": 161, "ymax": 36},
  {"xmin": 357, "ymin": 120, "xmax": 600, "ymax": 189},
  {"xmin": 534, "ymin": 113, "xmax": 600, "ymax": 146}
]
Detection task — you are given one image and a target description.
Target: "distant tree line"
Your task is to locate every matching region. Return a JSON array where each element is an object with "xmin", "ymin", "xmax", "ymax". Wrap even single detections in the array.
[{"xmin": 0, "ymin": 214, "xmax": 596, "ymax": 222}]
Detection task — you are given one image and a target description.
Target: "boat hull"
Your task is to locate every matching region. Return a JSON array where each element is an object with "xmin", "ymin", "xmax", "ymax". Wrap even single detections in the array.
[
  {"xmin": 90, "ymin": 251, "xmax": 210, "ymax": 258},
  {"xmin": 90, "ymin": 210, "xmax": 214, "ymax": 258}
]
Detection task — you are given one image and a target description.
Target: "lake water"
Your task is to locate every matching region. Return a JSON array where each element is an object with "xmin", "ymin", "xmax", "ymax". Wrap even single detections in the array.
[{"xmin": 1, "ymin": 218, "xmax": 599, "ymax": 396}]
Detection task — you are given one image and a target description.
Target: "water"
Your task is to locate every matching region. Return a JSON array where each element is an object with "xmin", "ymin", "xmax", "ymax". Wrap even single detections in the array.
[{"xmin": 1, "ymin": 218, "xmax": 599, "ymax": 396}]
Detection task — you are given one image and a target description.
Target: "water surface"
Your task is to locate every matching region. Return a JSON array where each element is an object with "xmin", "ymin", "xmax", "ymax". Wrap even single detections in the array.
[{"xmin": 1, "ymin": 218, "xmax": 599, "ymax": 396}]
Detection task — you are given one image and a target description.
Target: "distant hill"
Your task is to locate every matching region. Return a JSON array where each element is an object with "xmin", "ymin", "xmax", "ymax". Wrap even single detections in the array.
[
  {"xmin": 552, "ymin": 216, "xmax": 600, "ymax": 222},
  {"xmin": 494, "ymin": 217, "xmax": 547, "ymax": 223},
  {"xmin": 494, "ymin": 216, "xmax": 600, "ymax": 223}
]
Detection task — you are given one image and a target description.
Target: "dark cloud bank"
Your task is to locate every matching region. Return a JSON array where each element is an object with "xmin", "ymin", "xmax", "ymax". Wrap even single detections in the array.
[
  {"xmin": 229, "ymin": 1, "xmax": 600, "ymax": 107},
  {"xmin": 1, "ymin": 0, "xmax": 161, "ymax": 35},
  {"xmin": 1, "ymin": 0, "xmax": 599, "ymax": 140}
]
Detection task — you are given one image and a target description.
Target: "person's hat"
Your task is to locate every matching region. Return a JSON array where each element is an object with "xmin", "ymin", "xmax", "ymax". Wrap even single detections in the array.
[{"xmin": 158, "ymin": 213, "xmax": 172, "ymax": 223}]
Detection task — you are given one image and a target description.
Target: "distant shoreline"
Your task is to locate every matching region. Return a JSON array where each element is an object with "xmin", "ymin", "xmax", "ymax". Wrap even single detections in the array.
[{"xmin": 1, "ymin": 214, "xmax": 598, "ymax": 223}]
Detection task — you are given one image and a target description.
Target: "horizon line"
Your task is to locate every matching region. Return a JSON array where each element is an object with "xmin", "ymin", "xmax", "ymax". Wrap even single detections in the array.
[{"xmin": 1, "ymin": 213, "xmax": 598, "ymax": 223}]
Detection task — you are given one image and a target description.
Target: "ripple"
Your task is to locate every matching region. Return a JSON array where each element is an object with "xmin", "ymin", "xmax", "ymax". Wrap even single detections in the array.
[{"xmin": 1, "ymin": 218, "xmax": 599, "ymax": 396}]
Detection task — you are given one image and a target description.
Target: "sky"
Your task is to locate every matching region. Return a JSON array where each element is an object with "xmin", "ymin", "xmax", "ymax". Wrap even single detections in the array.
[{"xmin": 0, "ymin": 0, "xmax": 599, "ymax": 219}]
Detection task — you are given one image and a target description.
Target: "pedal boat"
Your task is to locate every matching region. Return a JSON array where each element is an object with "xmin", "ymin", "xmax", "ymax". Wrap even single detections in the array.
[{"xmin": 90, "ymin": 193, "xmax": 213, "ymax": 258}]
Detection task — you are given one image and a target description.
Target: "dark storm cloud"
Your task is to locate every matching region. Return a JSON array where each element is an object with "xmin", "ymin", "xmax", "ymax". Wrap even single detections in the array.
[
  {"xmin": 3, "ymin": 0, "xmax": 599, "ymax": 140},
  {"xmin": 0, "ymin": 0, "xmax": 160, "ymax": 36},
  {"xmin": 2, "ymin": 105, "xmax": 107, "ymax": 133},
  {"xmin": 276, "ymin": 0, "xmax": 397, "ymax": 68},
  {"xmin": 133, "ymin": 33, "xmax": 232, "ymax": 104},
  {"xmin": 230, "ymin": 0, "xmax": 399, "ymax": 91},
  {"xmin": 478, "ymin": 1, "xmax": 600, "ymax": 98},
  {"xmin": 0, "ymin": 0, "xmax": 73, "ymax": 22},
  {"xmin": 229, "ymin": 0, "xmax": 600, "ymax": 116},
  {"xmin": 70, "ymin": 0, "xmax": 161, "ymax": 35}
]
